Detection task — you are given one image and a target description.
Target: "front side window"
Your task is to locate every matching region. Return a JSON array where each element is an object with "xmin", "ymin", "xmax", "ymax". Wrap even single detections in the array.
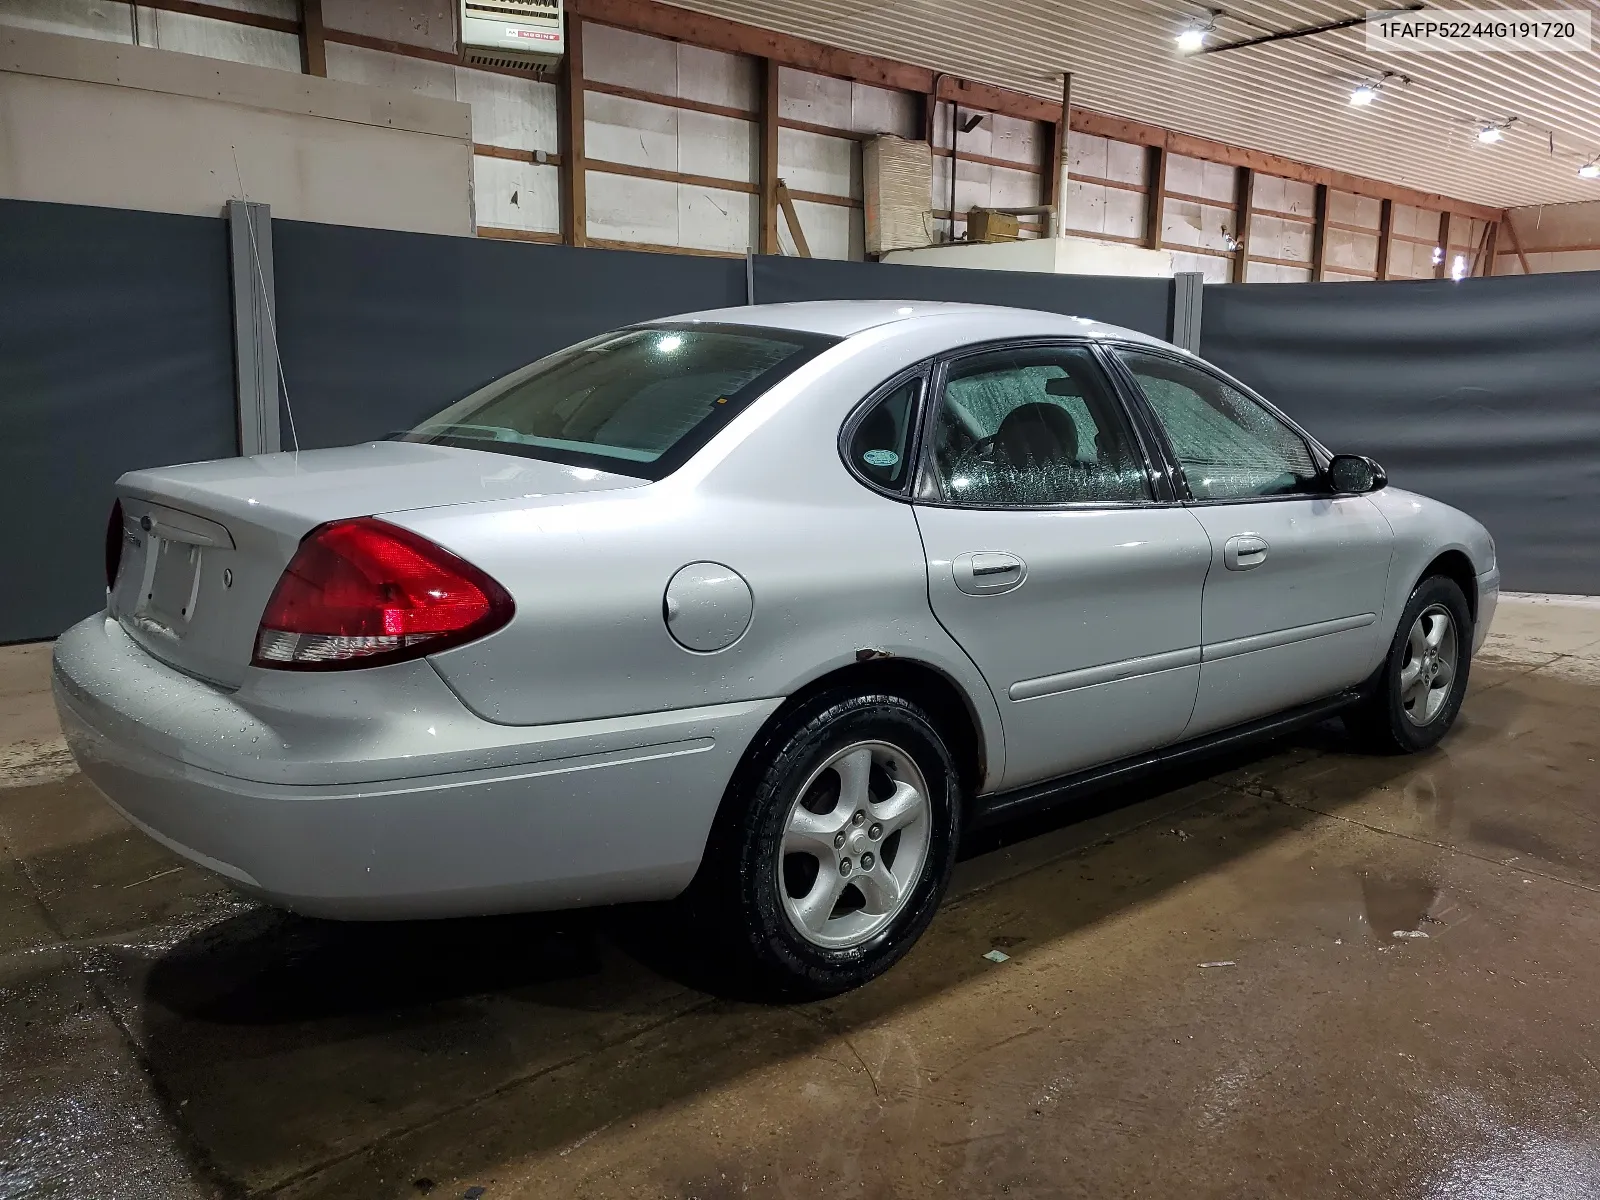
[
  {"xmin": 400, "ymin": 324, "xmax": 837, "ymax": 479},
  {"xmin": 928, "ymin": 344, "xmax": 1151, "ymax": 507},
  {"xmin": 1116, "ymin": 349, "xmax": 1320, "ymax": 501}
]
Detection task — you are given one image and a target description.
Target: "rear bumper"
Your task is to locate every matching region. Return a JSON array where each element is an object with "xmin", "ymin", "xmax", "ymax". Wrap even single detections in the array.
[{"xmin": 53, "ymin": 615, "xmax": 780, "ymax": 918}]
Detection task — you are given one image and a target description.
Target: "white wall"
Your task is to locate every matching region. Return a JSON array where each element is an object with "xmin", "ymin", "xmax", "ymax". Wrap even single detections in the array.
[
  {"xmin": 0, "ymin": 23, "xmax": 474, "ymax": 234},
  {"xmin": 1496, "ymin": 201, "xmax": 1600, "ymax": 275}
]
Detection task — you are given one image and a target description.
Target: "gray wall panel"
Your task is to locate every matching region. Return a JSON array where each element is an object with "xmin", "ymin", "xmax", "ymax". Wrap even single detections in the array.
[
  {"xmin": 752, "ymin": 254, "xmax": 1173, "ymax": 339},
  {"xmin": 272, "ymin": 223, "xmax": 748, "ymax": 449},
  {"xmin": 1201, "ymin": 273, "xmax": 1600, "ymax": 596},
  {"xmin": 0, "ymin": 199, "xmax": 236, "ymax": 644}
]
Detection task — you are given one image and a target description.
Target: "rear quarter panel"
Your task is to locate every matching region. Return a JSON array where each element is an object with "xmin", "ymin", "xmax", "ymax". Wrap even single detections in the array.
[{"xmin": 398, "ymin": 317, "xmax": 1024, "ymax": 789}]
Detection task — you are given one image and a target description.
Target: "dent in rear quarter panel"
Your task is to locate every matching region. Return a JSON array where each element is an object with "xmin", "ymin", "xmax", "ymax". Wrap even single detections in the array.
[
  {"xmin": 1366, "ymin": 486, "xmax": 1496, "ymax": 636},
  {"xmin": 401, "ymin": 320, "xmax": 1010, "ymax": 788}
]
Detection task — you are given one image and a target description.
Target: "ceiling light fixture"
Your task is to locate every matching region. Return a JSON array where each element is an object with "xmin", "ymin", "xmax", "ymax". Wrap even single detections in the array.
[
  {"xmin": 1476, "ymin": 118, "xmax": 1513, "ymax": 144},
  {"xmin": 1580, "ymin": 160, "xmax": 1600, "ymax": 179},
  {"xmin": 1349, "ymin": 82, "xmax": 1379, "ymax": 106},
  {"xmin": 1176, "ymin": 12, "xmax": 1217, "ymax": 53}
]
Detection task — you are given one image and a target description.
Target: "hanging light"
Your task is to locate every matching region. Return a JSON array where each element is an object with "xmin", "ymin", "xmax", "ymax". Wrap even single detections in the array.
[
  {"xmin": 1176, "ymin": 13, "xmax": 1215, "ymax": 52},
  {"xmin": 1450, "ymin": 254, "xmax": 1468, "ymax": 282},
  {"xmin": 1349, "ymin": 82, "xmax": 1380, "ymax": 106},
  {"xmin": 1580, "ymin": 160, "xmax": 1600, "ymax": 179},
  {"xmin": 1477, "ymin": 121, "xmax": 1509, "ymax": 144}
]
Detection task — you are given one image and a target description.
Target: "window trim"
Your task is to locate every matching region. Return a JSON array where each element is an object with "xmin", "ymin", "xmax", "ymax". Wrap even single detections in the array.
[
  {"xmin": 1104, "ymin": 341, "xmax": 1335, "ymax": 507},
  {"xmin": 837, "ymin": 365, "xmax": 930, "ymax": 499},
  {"xmin": 910, "ymin": 336, "xmax": 1173, "ymax": 513}
]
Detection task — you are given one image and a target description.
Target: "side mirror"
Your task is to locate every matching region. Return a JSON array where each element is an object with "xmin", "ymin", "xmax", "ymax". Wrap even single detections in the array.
[{"xmin": 1327, "ymin": 454, "xmax": 1387, "ymax": 495}]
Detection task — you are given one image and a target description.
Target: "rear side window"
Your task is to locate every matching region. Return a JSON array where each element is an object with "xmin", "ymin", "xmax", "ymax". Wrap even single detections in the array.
[
  {"xmin": 845, "ymin": 377, "xmax": 920, "ymax": 491},
  {"xmin": 400, "ymin": 324, "xmax": 837, "ymax": 480}
]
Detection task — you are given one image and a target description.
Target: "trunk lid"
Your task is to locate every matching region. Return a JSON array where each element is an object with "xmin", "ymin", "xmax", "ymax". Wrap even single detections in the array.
[{"xmin": 109, "ymin": 442, "xmax": 644, "ymax": 688}]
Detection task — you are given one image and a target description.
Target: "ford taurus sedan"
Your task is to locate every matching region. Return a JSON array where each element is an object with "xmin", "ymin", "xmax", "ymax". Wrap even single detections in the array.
[{"xmin": 54, "ymin": 301, "xmax": 1498, "ymax": 996}]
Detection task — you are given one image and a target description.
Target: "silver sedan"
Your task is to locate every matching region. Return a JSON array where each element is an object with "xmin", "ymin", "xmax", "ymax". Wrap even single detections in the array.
[{"xmin": 54, "ymin": 301, "xmax": 1498, "ymax": 996}]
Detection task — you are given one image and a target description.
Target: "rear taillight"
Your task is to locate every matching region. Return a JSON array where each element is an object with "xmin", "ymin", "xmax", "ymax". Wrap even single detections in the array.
[
  {"xmin": 105, "ymin": 500, "xmax": 124, "ymax": 591},
  {"xmin": 252, "ymin": 518, "xmax": 514, "ymax": 670}
]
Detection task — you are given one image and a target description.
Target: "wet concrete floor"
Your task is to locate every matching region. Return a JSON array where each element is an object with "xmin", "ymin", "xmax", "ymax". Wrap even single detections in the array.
[{"xmin": 3, "ymin": 596, "xmax": 1600, "ymax": 1198}]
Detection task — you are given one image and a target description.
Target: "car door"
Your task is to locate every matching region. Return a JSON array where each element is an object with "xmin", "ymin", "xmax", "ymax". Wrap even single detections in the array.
[
  {"xmin": 1110, "ymin": 345, "xmax": 1394, "ymax": 736},
  {"xmin": 911, "ymin": 340, "xmax": 1212, "ymax": 791}
]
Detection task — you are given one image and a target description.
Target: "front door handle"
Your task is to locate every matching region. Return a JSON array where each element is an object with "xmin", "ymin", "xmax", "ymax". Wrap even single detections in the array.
[
  {"xmin": 1224, "ymin": 534, "xmax": 1269, "ymax": 571},
  {"xmin": 953, "ymin": 551, "xmax": 1027, "ymax": 595}
]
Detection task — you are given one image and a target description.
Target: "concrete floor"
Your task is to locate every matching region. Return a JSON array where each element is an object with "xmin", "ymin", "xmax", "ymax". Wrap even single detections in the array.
[{"xmin": 4, "ymin": 597, "xmax": 1600, "ymax": 1199}]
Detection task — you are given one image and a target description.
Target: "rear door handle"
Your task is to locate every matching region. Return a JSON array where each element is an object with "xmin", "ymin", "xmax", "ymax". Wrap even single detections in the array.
[
  {"xmin": 953, "ymin": 552, "xmax": 1027, "ymax": 595},
  {"xmin": 1224, "ymin": 534, "xmax": 1269, "ymax": 571}
]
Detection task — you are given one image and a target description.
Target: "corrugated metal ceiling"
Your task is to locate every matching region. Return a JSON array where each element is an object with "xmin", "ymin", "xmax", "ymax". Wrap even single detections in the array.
[{"xmin": 672, "ymin": 0, "xmax": 1600, "ymax": 208}]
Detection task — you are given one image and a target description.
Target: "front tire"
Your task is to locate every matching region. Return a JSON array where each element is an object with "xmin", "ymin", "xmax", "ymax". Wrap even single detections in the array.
[
  {"xmin": 1347, "ymin": 575, "xmax": 1473, "ymax": 754},
  {"xmin": 688, "ymin": 690, "xmax": 961, "ymax": 1000}
]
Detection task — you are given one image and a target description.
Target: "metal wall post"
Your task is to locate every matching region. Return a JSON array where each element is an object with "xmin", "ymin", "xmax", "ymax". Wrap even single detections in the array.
[
  {"xmin": 227, "ymin": 199, "xmax": 282, "ymax": 456},
  {"xmin": 1170, "ymin": 270, "xmax": 1205, "ymax": 353}
]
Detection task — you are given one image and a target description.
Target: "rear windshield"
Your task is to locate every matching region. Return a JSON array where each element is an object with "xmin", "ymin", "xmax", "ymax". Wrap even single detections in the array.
[{"xmin": 397, "ymin": 323, "xmax": 838, "ymax": 479}]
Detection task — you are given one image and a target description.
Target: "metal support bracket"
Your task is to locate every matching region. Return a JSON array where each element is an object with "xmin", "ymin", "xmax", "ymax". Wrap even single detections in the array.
[
  {"xmin": 1170, "ymin": 270, "xmax": 1205, "ymax": 353},
  {"xmin": 227, "ymin": 199, "xmax": 282, "ymax": 456}
]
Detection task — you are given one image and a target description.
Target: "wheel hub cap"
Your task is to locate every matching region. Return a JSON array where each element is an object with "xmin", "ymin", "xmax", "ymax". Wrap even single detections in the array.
[
  {"xmin": 1400, "ymin": 604, "xmax": 1459, "ymax": 727},
  {"xmin": 777, "ymin": 741, "xmax": 932, "ymax": 949}
]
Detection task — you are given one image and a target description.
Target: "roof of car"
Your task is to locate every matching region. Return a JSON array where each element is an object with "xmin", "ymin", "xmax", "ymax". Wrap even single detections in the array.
[{"xmin": 653, "ymin": 300, "xmax": 1176, "ymax": 349}]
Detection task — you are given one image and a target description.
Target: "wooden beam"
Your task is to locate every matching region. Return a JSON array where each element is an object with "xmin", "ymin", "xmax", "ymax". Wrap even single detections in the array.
[
  {"xmin": 1433, "ymin": 210, "xmax": 1450, "ymax": 279},
  {"xmin": 1069, "ymin": 173, "xmax": 1147, "ymax": 194},
  {"xmin": 478, "ymin": 226, "xmax": 564, "ymax": 244},
  {"xmin": 1481, "ymin": 220, "xmax": 1500, "ymax": 276},
  {"xmin": 1143, "ymin": 146, "xmax": 1166, "ymax": 251},
  {"xmin": 588, "ymin": 237, "xmax": 745, "ymax": 258},
  {"xmin": 1310, "ymin": 184, "xmax": 1329, "ymax": 281},
  {"xmin": 775, "ymin": 180, "xmax": 812, "ymax": 257},
  {"xmin": 1502, "ymin": 215, "xmax": 1533, "ymax": 274},
  {"xmin": 1041, "ymin": 73, "xmax": 1070, "ymax": 224},
  {"xmin": 587, "ymin": 159, "xmax": 756, "ymax": 194},
  {"xmin": 1376, "ymin": 198, "xmax": 1394, "ymax": 280},
  {"xmin": 1231, "ymin": 167, "xmax": 1254, "ymax": 283},
  {"xmin": 299, "ymin": 0, "xmax": 326, "ymax": 76},
  {"xmin": 930, "ymin": 146, "xmax": 1042, "ymax": 175},
  {"xmin": 560, "ymin": 15, "xmax": 587, "ymax": 247},
  {"xmin": 1469, "ymin": 219, "xmax": 1494, "ymax": 277},
  {"xmin": 584, "ymin": 79, "xmax": 754, "ymax": 121},
  {"xmin": 475, "ymin": 143, "xmax": 562, "ymax": 166},
  {"xmin": 759, "ymin": 59, "xmax": 781, "ymax": 255},
  {"xmin": 786, "ymin": 188, "xmax": 859, "ymax": 209},
  {"xmin": 138, "ymin": 0, "xmax": 298, "ymax": 34}
]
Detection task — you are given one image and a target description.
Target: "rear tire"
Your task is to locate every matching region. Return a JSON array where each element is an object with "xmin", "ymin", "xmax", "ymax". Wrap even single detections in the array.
[
  {"xmin": 684, "ymin": 690, "xmax": 961, "ymax": 1000},
  {"xmin": 1346, "ymin": 575, "xmax": 1473, "ymax": 754}
]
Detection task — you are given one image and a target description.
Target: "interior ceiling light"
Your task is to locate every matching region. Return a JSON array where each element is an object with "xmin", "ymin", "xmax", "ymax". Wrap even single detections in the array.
[
  {"xmin": 1349, "ymin": 82, "xmax": 1379, "ymax": 106},
  {"xmin": 1580, "ymin": 161, "xmax": 1600, "ymax": 179},
  {"xmin": 1476, "ymin": 119, "xmax": 1513, "ymax": 144},
  {"xmin": 1176, "ymin": 13, "xmax": 1217, "ymax": 53}
]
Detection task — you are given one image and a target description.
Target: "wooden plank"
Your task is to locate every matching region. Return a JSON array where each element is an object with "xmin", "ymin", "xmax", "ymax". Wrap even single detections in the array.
[
  {"xmin": 1061, "ymin": 229, "xmax": 1148, "ymax": 247},
  {"xmin": 587, "ymin": 237, "xmax": 745, "ymax": 258},
  {"xmin": 1326, "ymin": 219, "xmax": 1380, "ymax": 236},
  {"xmin": 930, "ymin": 145, "xmax": 1042, "ymax": 175},
  {"xmin": 300, "ymin": 0, "xmax": 326, "ymax": 76},
  {"xmin": 1252, "ymin": 206, "xmax": 1315, "ymax": 225},
  {"xmin": 936, "ymin": 76, "xmax": 1056, "ymax": 124},
  {"xmin": 1481, "ymin": 221, "xmax": 1500, "ymax": 276},
  {"xmin": 1248, "ymin": 251, "xmax": 1315, "ymax": 270},
  {"xmin": 778, "ymin": 117, "xmax": 870, "ymax": 143},
  {"xmin": 560, "ymin": 15, "xmax": 587, "ymax": 247},
  {"xmin": 1068, "ymin": 172, "xmax": 1147, "ymax": 195},
  {"xmin": 1232, "ymin": 167, "xmax": 1254, "ymax": 283},
  {"xmin": 1376, "ymin": 198, "xmax": 1394, "ymax": 280},
  {"xmin": 1311, "ymin": 184, "xmax": 1329, "ymax": 282},
  {"xmin": 759, "ymin": 58, "xmax": 780, "ymax": 255},
  {"xmin": 475, "ymin": 144, "xmax": 563, "ymax": 166},
  {"xmin": 478, "ymin": 226, "xmax": 564, "ymax": 244},
  {"xmin": 588, "ymin": 159, "xmax": 756, "ymax": 194},
  {"xmin": 1503, "ymin": 216, "xmax": 1533, "ymax": 274},
  {"xmin": 1143, "ymin": 146, "xmax": 1166, "ymax": 251},
  {"xmin": 584, "ymin": 79, "xmax": 755, "ymax": 121},
  {"xmin": 1160, "ymin": 241, "xmax": 1232, "ymax": 259},
  {"xmin": 1469, "ymin": 219, "xmax": 1493, "ymax": 276},
  {"xmin": 786, "ymin": 188, "xmax": 859, "ymax": 209},
  {"xmin": 1041, "ymin": 73, "xmax": 1069, "ymax": 223},
  {"xmin": 321, "ymin": 27, "xmax": 460, "ymax": 66},
  {"xmin": 776, "ymin": 180, "xmax": 812, "ymax": 257},
  {"xmin": 1164, "ymin": 188, "xmax": 1235, "ymax": 212},
  {"xmin": 1433, "ymin": 210, "xmax": 1450, "ymax": 279},
  {"xmin": 138, "ymin": 0, "xmax": 298, "ymax": 34}
]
